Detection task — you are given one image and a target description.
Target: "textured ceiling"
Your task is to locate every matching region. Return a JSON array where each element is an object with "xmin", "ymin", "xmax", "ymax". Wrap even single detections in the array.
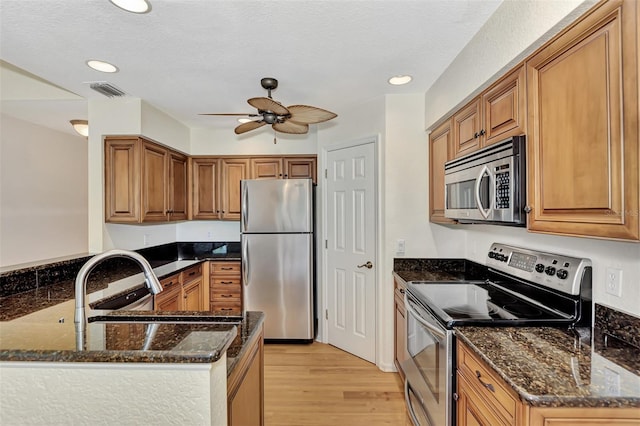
[{"xmin": 0, "ymin": 0, "xmax": 502, "ymax": 135}]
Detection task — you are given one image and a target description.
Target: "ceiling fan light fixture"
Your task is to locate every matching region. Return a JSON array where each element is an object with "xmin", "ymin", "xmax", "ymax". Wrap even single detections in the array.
[
  {"xmin": 238, "ymin": 118, "xmax": 253, "ymax": 123},
  {"xmin": 109, "ymin": 0, "xmax": 151, "ymax": 13},
  {"xmin": 388, "ymin": 75, "xmax": 413, "ymax": 85},
  {"xmin": 86, "ymin": 60, "xmax": 119, "ymax": 73},
  {"xmin": 70, "ymin": 119, "xmax": 89, "ymax": 137}
]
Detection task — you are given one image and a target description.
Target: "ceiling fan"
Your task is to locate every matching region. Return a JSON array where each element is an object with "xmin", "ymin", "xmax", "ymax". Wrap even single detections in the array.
[{"xmin": 201, "ymin": 77, "xmax": 337, "ymax": 135}]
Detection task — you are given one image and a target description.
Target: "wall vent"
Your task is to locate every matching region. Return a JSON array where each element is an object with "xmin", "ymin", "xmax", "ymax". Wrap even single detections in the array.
[{"xmin": 88, "ymin": 82, "xmax": 126, "ymax": 98}]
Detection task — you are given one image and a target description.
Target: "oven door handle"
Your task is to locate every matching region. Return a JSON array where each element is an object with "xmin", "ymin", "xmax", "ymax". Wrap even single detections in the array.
[
  {"xmin": 405, "ymin": 379, "xmax": 435, "ymax": 426},
  {"xmin": 474, "ymin": 165, "xmax": 492, "ymax": 219},
  {"xmin": 405, "ymin": 296, "xmax": 446, "ymax": 338}
]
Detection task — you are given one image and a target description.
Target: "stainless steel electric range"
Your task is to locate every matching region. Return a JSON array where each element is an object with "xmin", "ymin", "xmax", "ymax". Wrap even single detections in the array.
[{"xmin": 403, "ymin": 243, "xmax": 592, "ymax": 426}]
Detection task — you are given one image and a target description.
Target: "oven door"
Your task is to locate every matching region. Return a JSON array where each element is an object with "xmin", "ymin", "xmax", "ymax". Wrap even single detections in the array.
[{"xmin": 404, "ymin": 291, "xmax": 453, "ymax": 426}]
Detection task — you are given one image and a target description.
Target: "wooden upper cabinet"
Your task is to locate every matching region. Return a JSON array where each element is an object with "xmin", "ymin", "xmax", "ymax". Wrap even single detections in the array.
[
  {"xmin": 221, "ymin": 158, "xmax": 250, "ymax": 220},
  {"xmin": 105, "ymin": 136, "xmax": 188, "ymax": 223},
  {"xmin": 452, "ymin": 65, "xmax": 526, "ymax": 158},
  {"xmin": 105, "ymin": 138, "xmax": 140, "ymax": 222},
  {"xmin": 141, "ymin": 141, "xmax": 168, "ymax": 222},
  {"xmin": 251, "ymin": 158, "xmax": 283, "ymax": 179},
  {"xmin": 453, "ymin": 99, "xmax": 481, "ymax": 158},
  {"xmin": 429, "ymin": 119, "xmax": 454, "ymax": 224},
  {"xmin": 526, "ymin": 0, "xmax": 639, "ymax": 240},
  {"xmin": 483, "ymin": 65, "xmax": 526, "ymax": 146},
  {"xmin": 283, "ymin": 157, "xmax": 317, "ymax": 183},
  {"xmin": 191, "ymin": 158, "xmax": 221, "ymax": 220},
  {"xmin": 168, "ymin": 151, "xmax": 188, "ymax": 221}
]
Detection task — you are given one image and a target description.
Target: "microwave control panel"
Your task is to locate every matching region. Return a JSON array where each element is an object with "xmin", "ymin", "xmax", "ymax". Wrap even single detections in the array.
[{"xmin": 494, "ymin": 165, "xmax": 510, "ymax": 209}]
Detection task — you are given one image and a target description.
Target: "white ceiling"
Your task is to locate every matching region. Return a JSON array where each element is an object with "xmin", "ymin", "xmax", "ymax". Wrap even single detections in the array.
[{"xmin": 0, "ymin": 0, "xmax": 502, "ymax": 136}]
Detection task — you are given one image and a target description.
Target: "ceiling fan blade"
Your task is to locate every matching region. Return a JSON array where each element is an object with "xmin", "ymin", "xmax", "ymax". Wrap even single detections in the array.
[
  {"xmin": 248, "ymin": 97, "xmax": 290, "ymax": 115},
  {"xmin": 287, "ymin": 105, "xmax": 337, "ymax": 124},
  {"xmin": 272, "ymin": 121, "xmax": 309, "ymax": 134},
  {"xmin": 235, "ymin": 120, "xmax": 267, "ymax": 135},
  {"xmin": 200, "ymin": 113, "xmax": 259, "ymax": 116}
]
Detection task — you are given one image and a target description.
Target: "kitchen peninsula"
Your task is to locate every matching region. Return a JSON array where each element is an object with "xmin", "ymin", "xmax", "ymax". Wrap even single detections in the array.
[{"xmin": 0, "ymin": 243, "xmax": 264, "ymax": 426}]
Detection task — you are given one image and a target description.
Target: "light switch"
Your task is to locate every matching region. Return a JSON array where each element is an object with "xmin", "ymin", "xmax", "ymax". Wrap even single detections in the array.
[{"xmin": 396, "ymin": 239, "xmax": 405, "ymax": 255}]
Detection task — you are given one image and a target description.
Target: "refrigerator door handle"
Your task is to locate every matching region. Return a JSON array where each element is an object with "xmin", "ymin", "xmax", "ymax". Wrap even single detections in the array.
[
  {"xmin": 242, "ymin": 239, "xmax": 250, "ymax": 286},
  {"xmin": 241, "ymin": 182, "xmax": 249, "ymax": 232}
]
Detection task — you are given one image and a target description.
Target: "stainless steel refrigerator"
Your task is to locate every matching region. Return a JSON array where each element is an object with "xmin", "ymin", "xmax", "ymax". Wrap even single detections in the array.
[{"xmin": 240, "ymin": 178, "xmax": 315, "ymax": 340}]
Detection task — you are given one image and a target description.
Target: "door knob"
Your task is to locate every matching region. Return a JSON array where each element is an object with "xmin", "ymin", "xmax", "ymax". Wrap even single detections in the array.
[{"xmin": 357, "ymin": 261, "xmax": 373, "ymax": 269}]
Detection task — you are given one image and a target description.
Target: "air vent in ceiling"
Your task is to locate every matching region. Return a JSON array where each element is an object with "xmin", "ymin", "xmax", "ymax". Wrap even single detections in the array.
[{"xmin": 88, "ymin": 82, "xmax": 126, "ymax": 98}]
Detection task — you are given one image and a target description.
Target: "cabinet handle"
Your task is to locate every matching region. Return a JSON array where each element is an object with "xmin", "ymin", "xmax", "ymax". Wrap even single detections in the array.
[
  {"xmin": 524, "ymin": 205, "xmax": 532, "ymax": 213},
  {"xmin": 399, "ymin": 288, "xmax": 405, "ymax": 294},
  {"xmin": 221, "ymin": 294, "xmax": 233, "ymax": 298},
  {"xmin": 221, "ymin": 267, "xmax": 233, "ymax": 270},
  {"xmin": 475, "ymin": 370, "xmax": 495, "ymax": 393},
  {"xmin": 220, "ymin": 281, "xmax": 234, "ymax": 284},
  {"xmin": 479, "ymin": 129, "xmax": 486, "ymax": 136},
  {"xmin": 221, "ymin": 308, "xmax": 233, "ymax": 311},
  {"xmin": 474, "ymin": 132, "xmax": 479, "ymax": 139},
  {"xmin": 188, "ymin": 271, "xmax": 196, "ymax": 276}
]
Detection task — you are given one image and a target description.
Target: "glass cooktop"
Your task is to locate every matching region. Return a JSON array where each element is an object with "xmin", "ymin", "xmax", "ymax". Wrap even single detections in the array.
[{"xmin": 407, "ymin": 281, "xmax": 575, "ymax": 328}]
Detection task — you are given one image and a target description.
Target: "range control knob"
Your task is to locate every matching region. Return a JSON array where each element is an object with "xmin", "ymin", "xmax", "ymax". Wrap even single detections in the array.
[
  {"xmin": 535, "ymin": 263, "xmax": 545, "ymax": 273},
  {"xmin": 488, "ymin": 252, "xmax": 496, "ymax": 259},
  {"xmin": 556, "ymin": 269, "xmax": 569, "ymax": 280},
  {"xmin": 545, "ymin": 266, "xmax": 556, "ymax": 276}
]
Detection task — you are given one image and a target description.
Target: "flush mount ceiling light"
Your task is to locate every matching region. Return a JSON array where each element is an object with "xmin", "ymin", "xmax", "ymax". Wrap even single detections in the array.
[
  {"xmin": 86, "ymin": 60, "xmax": 119, "ymax": 73},
  {"xmin": 70, "ymin": 120, "xmax": 89, "ymax": 137},
  {"xmin": 388, "ymin": 75, "xmax": 413, "ymax": 85},
  {"xmin": 109, "ymin": 0, "xmax": 151, "ymax": 13}
]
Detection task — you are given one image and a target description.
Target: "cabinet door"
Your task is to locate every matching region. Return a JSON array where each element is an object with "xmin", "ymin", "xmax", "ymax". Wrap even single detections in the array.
[
  {"xmin": 283, "ymin": 157, "xmax": 317, "ymax": 183},
  {"xmin": 228, "ymin": 332, "xmax": 264, "ymax": 426},
  {"xmin": 393, "ymin": 288, "xmax": 408, "ymax": 381},
  {"xmin": 104, "ymin": 138, "xmax": 140, "ymax": 222},
  {"xmin": 526, "ymin": 0, "xmax": 639, "ymax": 240},
  {"xmin": 168, "ymin": 151, "xmax": 188, "ymax": 221},
  {"xmin": 221, "ymin": 158, "xmax": 250, "ymax": 221},
  {"xmin": 141, "ymin": 141, "xmax": 168, "ymax": 222},
  {"xmin": 183, "ymin": 277, "xmax": 204, "ymax": 311},
  {"xmin": 453, "ymin": 98, "xmax": 481, "ymax": 158},
  {"xmin": 251, "ymin": 158, "xmax": 283, "ymax": 179},
  {"xmin": 482, "ymin": 65, "xmax": 526, "ymax": 146},
  {"xmin": 191, "ymin": 158, "xmax": 221, "ymax": 220},
  {"xmin": 429, "ymin": 119, "xmax": 455, "ymax": 224}
]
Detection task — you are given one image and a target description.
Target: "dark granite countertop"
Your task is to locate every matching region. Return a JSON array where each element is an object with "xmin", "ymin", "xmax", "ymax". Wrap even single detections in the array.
[
  {"xmin": 455, "ymin": 327, "xmax": 640, "ymax": 408},
  {"xmin": 0, "ymin": 307, "xmax": 264, "ymax": 375}
]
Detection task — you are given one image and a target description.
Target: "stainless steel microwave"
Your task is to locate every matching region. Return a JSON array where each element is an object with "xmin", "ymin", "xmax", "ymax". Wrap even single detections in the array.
[{"xmin": 444, "ymin": 136, "xmax": 526, "ymax": 226}]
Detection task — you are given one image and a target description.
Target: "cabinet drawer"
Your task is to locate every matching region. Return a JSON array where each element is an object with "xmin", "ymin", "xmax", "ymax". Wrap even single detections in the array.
[
  {"xmin": 457, "ymin": 341, "xmax": 517, "ymax": 424},
  {"xmin": 161, "ymin": 273, "xmax": 181, "ymax": 290},
  {"xmin": 212, "ymin": 277, "xmax": 242, "ymax": 288},
  {"xmin": 210, "ymin": 302, "xmax": 242, "ymax": 316},
  {"xmin": 183, "ymin": 264, "xmax": 202, "ymax": 282},
  {"xmin": 211, "ymin": 262, "xmax": 241, "ymax": 274},
  {"xmin": 211, "ymin": 287, "xmax": 241, "ymax": 299}
]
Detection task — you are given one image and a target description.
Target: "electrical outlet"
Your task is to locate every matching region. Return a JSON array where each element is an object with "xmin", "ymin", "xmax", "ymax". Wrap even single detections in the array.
[
  {"xmin": 605, "ymin": 267, "xmax": 623, "ymax": 297},
  {"xmin": 604, "ymin": 367, "xmax": 621, "ymax": 396},
  {"xmin": 143, "ymin": 234, "xmax": 149, "ymax": 246},
  {"xmin": 396, "ymin": 239, "xmax": 405, "ymax": 255},
  {"xmin": 207, "ymin": 231, "xmax": 213, "ymax": 239}
]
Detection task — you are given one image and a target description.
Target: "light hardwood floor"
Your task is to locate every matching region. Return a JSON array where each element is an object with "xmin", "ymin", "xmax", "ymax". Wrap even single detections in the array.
[{"xmin": 264, "ymin": 342, "xmax": 412, "ymax": 426}]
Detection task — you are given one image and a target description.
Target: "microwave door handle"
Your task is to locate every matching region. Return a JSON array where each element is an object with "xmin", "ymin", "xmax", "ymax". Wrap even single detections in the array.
[{"xmin": 475, "ymin": 165, "xmax": 492, "ymax": 219}]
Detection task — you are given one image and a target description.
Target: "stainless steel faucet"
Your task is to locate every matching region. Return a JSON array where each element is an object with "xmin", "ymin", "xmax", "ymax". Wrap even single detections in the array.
[{"xmin": 74, "ymin": 249, "xmax": 163, "ymax": 349}]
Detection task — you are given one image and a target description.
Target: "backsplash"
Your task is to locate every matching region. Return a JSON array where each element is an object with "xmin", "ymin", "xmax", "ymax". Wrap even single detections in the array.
[
  {"xmin": 0, "ymin": 242, "xmax": 241, "ymax": 299},
  {"xmin": 595, "ymin": 304, "xmax": 640, "ymax": 350}
]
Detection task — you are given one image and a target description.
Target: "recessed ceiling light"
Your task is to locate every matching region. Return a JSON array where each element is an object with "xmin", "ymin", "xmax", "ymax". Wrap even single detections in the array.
[
  {"xmin": 86, "ymin": 60, "xmax": 119, "ymax": 73},
  {"xmin": 109, "ymin": 0, "xmax": 151, "ymax": 13},
  {"xmin": 388, "ymin": 75, "xmax": 413, "ymax": 85},
  {"xmin": 238, "ymin": 118, "xmax": 253, "ymax": 123}
]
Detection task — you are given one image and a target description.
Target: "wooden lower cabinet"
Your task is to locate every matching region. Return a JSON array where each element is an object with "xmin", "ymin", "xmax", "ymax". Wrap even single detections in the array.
[
  {"xmin": 210, "ymin": 261, "xmax": 242, "ymax": 315},
  {"xmin": 457, "ymin": 340, "xmax": 640, "ymax": 425},
  {"xmin": 154, "ymin": 264, "xmax": 205, "ymax": 311},
  {"xmin": 393, "ymin": 277, "xmax": 409, "ymax": 380},
  {"xmin": 228, "ymin": 323, "xmax": 264, "ymax": 426}
]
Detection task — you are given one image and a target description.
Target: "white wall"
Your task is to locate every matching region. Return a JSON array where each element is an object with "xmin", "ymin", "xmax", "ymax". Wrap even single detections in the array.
[
  {"xmin": 0, "ymin": 114, "xmax": 88, "ymax": 267},
  {"xmin": 424, "ymin": 0, "xmax": 639, "ymax": 317}
]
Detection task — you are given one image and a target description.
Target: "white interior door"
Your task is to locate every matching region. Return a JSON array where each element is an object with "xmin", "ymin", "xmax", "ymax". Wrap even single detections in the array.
[{"xmin": 326, "ymin": 140, "xmax": 376, "ymax": 363}]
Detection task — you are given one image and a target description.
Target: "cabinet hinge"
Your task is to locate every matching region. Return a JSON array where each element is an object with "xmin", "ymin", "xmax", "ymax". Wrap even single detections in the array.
[
  {"xmin": 325, "ymin": 309, "xmax": 328, "ymax": 320},
  {"xmin": 324, "ymin": 169, "xmax": 328, "ymax": 179},
  {"xmin": 325, "ymin": 239, "xmax": 328, "ymax": 249}
]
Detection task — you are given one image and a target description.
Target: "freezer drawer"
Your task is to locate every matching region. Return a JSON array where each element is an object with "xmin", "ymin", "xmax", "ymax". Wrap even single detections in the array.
[{"xmin": 242, "ymin": 233, "xmax": 314, "ymax": 339}]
